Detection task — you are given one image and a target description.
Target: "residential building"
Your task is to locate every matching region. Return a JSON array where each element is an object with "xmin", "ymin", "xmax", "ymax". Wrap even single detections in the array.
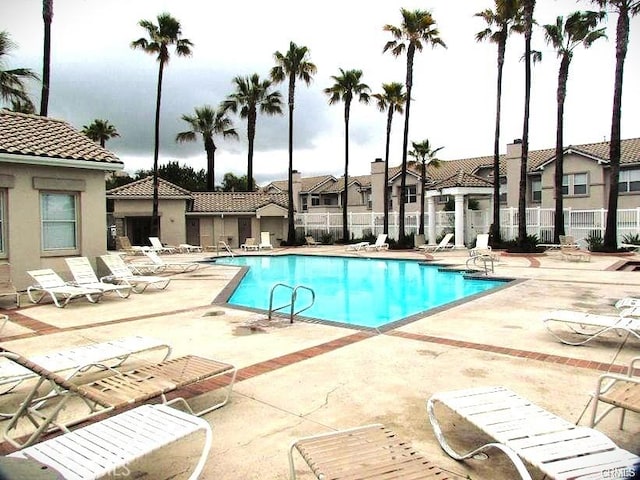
[{"xmin": 0, "ymin": 110, "xmax": 124, "ymax": 289}]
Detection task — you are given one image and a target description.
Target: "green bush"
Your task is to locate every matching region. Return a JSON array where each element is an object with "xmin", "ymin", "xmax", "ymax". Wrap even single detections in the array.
[
  {"xmin": 622, "ymin": 233, "xmax": 640, "ymax": 245},
  {"xmin": 585, "ymin": 231, "xmax": 604, "ymax": 252},
  {"xmin": 505, "ymin": 234, "xmax": 545, "ymax": 253}
]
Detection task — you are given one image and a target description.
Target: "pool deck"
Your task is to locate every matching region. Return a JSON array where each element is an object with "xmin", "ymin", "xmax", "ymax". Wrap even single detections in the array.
[{"xmin": 0, "ymin": 245, "xmax": 638, "ymax": 479}]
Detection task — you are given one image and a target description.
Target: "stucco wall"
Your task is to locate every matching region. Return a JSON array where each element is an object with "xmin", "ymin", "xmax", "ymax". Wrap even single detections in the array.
[
  {"xmin": 0, "ymin": 163, "xmax": 108, "ymax": 290},
  {"xmin": 112, "ymin": 198, "xmax": 186, "ymax": 247}
]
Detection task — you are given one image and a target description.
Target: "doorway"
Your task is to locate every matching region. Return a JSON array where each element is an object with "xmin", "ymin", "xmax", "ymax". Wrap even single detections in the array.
[
  {"xmin": 237, "ymin": 217, "xmax": 252, "ymax": 245},
  {"xmin": 186, "ymin": 218, "xmax": 200, "ymax": 246}
]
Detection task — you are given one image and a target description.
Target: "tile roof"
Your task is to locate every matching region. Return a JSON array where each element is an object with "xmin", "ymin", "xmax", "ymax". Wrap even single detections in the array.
[
  {"xmin": 0, "ymin": 109, "xmax": 122, "ymax": 165},
  {"xmin": 191, "ymin": 192, "xmax": 288, "ymax": 213},
  {"xmin": 434, "ymin": 169, "xmax": 494, "ymax": 189},
  {"xmin": 107, "ymin": 176, "xmax": 192, "ymax": 198}
]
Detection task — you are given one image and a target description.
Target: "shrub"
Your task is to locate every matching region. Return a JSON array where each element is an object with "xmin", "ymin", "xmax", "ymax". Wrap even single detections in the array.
[
  {"xmin": 622, "ymin": 233, "xmax": 640, "ymax": 245},
  {"xmin": 585, "ymin": 231, "xmax": 604, "ymax": 252},
  {"xmin": 505, "ymin": 234, "xmax": 545, "ymax": 253}
]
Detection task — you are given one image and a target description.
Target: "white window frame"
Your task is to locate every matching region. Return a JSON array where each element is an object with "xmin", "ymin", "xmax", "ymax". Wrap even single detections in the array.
[
  {"xmin": 41, "ymin": 192, "xmax": 79, "ymax": 252},
  {"xmin": 311, "ymin": 194, "xmax": 320, "ymax": 207},
  {"xmin": 530, "ymin": 176, "xmax": 542, "ymax": 203},
  {"xmin": 404, "ymin": 185, "xmax": 417, "ymax": 204},
  {"xmin": 619, "ymin": 168, "xmax": 640, "ymax": 193},
  {"xmin": 562, "ymin": 172, "xmax": 589, "ymax": 197}
]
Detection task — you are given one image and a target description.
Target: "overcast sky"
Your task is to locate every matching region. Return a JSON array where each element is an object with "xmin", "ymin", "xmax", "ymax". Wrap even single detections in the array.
[{"xmin": 2, "ymin": 0, "xmax": 639, "ymax": 186}]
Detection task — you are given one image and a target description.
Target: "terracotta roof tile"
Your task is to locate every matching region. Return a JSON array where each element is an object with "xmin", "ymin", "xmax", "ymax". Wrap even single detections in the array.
[
  {"xmin": 0, "ymin": 109, "xmax": 122, "ymax": 165},
  {"xmin": 107, "ymin": 176, "xmax": 192, "ymax": 198},
  {"xmin": 191, "ymin": 192, "xmax": 288, "ymax": 213},
  {"xmin": 434, "ymin": 169, "xmax": 494, "ymax": 189}
]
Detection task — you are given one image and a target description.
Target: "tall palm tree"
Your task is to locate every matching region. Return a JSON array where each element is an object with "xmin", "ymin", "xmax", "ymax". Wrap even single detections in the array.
[
  {"xmin": 222, "ymin": 74, "xmax": 283, "ymax": 192},
  {"xmin": 10, "ymin": 98, "xmax": 35, "ymax": 114},
  {"xmin": 82, "ymin": 119, "xmax": 120, "ymax": 147},
  {"xmin": 40, "ymin": 0, "xmax": 52, "ymax": 116},
  {"xmin": 543, "ymin": 11, "xmax": 606, "ymax": 243},
  {"xmin": 271, "ymin": 41, "xmax": 317, "ymax": 244},
  {"xmin": 324, "ymin": 68, "xmax": 370, "ymax": 242},
  {"xmin": 475, "ymin": 0, "xmax": 523, "ymax": 244},
  {"xmin": 408, "ymin": 139, "xmax": 443, "ymax": 236},
  {"xmin": 0, "ymin": 31, "xmax": 38, "ymax": 110},
  {"xmin": 517, "ymin": 0, "xmax": 536, "ymax": 245},
  {"xmin": 131, "ymin": 12, "xmax": 193, "ymax": 236},
  {"xmin": 591, "ymin": 0, "xmax": 640, "ymax": 251},
  {"xmin": 383, "ymin": 9, "xmax": 446, "ymax": 246},
  {"xmin": 372, "ymin": 82, "xmax": 406, "ymax": 235},
  {"xmin": 176, "ymin": 105, "xmax": 238, "ymax": 191}
]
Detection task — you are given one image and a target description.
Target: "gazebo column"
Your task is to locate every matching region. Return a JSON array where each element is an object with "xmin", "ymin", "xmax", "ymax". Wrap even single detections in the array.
[
  {"xmin": 427, "ymin": 196, "xmax": 436, "ymax": 245},
  {"xmin": 454, "ymin": 194, "xmax": 465, "ymax": 248}
]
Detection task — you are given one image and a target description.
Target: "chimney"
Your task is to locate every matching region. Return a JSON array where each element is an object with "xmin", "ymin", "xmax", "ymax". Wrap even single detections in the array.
[
  {"xmin": 370, "ymin": 157, "xmax": 385, "ymax": 175},
  {"xmin": 507, "ymin": 139, "xmax": 522, "ymax": 160}
]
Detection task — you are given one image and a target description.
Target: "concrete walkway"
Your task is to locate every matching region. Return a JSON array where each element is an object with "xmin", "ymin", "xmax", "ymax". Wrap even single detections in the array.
[{"xmin": 0, "ymin": 246, "xmax": 638, "ymax": 479}]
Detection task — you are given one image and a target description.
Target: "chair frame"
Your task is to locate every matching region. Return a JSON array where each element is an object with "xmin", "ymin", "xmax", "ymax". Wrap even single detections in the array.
[
  {"xmin": 365, "ymin": 233, "xmax": 389, "ymax": 251},
  {"xmin": 100, "ymin": 255, "xmax": 171, "ymax": 293},
  {"xmin": 26, "ymin": 269, "xmax": 104, "ymax": 308},
  {"xmin": 543, "ymin": 309, "xmax": 640, "ymax": 346},
  {"xmin": 149, "ymin": 236, "xmax": 176, "ymax": 254},
  {"xmin": 590, "ymin": 356, "xmax": 640, "ymax": 429},
  {"xmin": 419, "ymin": 233, "xmax": 454, "ymax": 253},
  {"xmin": 1, "ymin": 352, "xmax": 236, "ymax": 449},
  {"xmin": 289, "ymin": 423, "xmax": 446, "ymax": 480},
  {"xmin": 259, "ymin": 231, "xmax": 273, "ymax": 250},
  {"xmin": 240, "ymin": 237, "xmax": 260, "ymax": 251},
  {"xmin": 65, "ymin": 257, "xmax": 132, "ymax": 298},
  {"xmin": 8, "ymin": 403, "xmax": 212, "ymax": 480},
  {"xmin": 142, "ymin": 250, "xmax": 200, "ymax": 273},
  {"xmin": 428, "ymin": 385, "xmax": 640, "ymax": 480},
  {"xmin": 304, "ymin": 236, "xmax": 320, "ymax": 247}
]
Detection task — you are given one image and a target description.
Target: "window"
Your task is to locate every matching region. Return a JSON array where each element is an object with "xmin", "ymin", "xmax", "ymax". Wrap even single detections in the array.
[
  {"xmin": 619, "ymin": 169, "xmax": 640, "ymax": 193},
  {"xmin": 436, "ymin": 195, "xmax": 451, "ymax": 204},
  {"xmin": 530, "ymin": 176, "xmax": 542, "ymax": 202},
  {"xmin": 41, "ymin": 192, "xmax": 78, "ymax": 250},
  {"xmin": 311, "ymin": 194, "xmax": 320, "ymax": 206},
  {"xmin": 404, "ymin": 185, "xmax": 417, "ymax": 204},
  {"xmin": 499, "ymin": 176, "xmax": 507, "ymax": 203},
  {"xmin": 301, "ymin": 196, "xmax": 308, "ymax": 211},
  {"xmin": 562, "ymin": 173, "xmax": 588, "ymax": 196}
]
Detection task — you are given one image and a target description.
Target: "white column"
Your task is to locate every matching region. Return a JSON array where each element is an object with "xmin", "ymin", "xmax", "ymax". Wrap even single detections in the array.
[
  {"xmin": 454, "ymin": 194, "xmax": 465, "ymax": 248},
  {"xmin": 427, "ymin": 197, "xmax": 436, "ymax": 245}
]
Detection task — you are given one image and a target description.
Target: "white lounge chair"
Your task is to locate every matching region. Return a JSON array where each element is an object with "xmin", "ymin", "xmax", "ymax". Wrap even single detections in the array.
[
  {"xmin": 288, "ymin": 424, "xmax": 446, "ymax": 480},
  {"xmin": 65, "ymin": 257, "xmax": 132, "ymax": 298},
  {"xmin": 8, "ymin": 403, "xmax": 212, "ymax": 480},
  {"xmin": 543, "ymin": 309, "xmax": 640, "ymax": 345},
  {"xmin": 419, "ymin": 233, "xmax": 454, "ymax": 253},
  {"xmin": 615, "ymin": 297, "xmax": 640, "ymax": 310},
  {"xmin": 240, "ymin": 237, "xmax": 260, "ymax": 251},
  {"xmin": 149, "ymin": 236, "xmax": 176, "ymax": 254},
  {"xmin": 100, "ymin": 254, "xmax": 171, "ymax": 293},
  {"xmin": 304, "ymin": 235, "xmax": 320, "ymax": 247},
  {"xmin": 259, "ymin": 231, "xmax": 273, "ymax": 250},
  {"xmin": 142, "ymin": 250, "xmax": 200, "ymax": 273},
  {"xmin": 345, "ymin": 241, "xmax": 369, "ymax": 251},
  {"xmin": 427, "ymin": 385, "xmax": 640, "ymax": 480},
  {"xmin": 26, "ymin": 269, "xmax": 103, "ymax": 308},
  {"xmin": 365, "ymin": 233, "xmax": 389, "ymax": 251},
  {"xmin": 590, "ymin": 356, "xmax": 640, "ymax": 430},
  {"xmin": 179, "ymin": 243, "xmax": 203, "ymax": 253}
]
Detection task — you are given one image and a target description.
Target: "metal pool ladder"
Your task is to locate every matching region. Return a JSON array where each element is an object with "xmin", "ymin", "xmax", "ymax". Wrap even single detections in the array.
[{"xmin": 268, "ymin": 283, "xmax": 315, "ymax": 323}]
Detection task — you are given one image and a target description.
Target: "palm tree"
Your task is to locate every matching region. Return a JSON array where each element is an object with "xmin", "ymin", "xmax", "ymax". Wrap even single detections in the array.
[
  {"xmin": 324, "ymin": 68, "xmax": 370, "ymax": 242},
  {"xmin": 131, "ymin": 12, "xmax": 193, "ymax": 237},
  {"xmin": 408, "ymin": 139, "xmax": 443, "ymax": 236},
  {"xmin": 176, "ymin": 105, "xmax": 238, "ymax": 191},
  {"xmin": 543, "ymin": 11, "xmax": 606, "ymax": 244},
  {"xmin": 82, "ymin": 119, "xmax": 120, "ymax": 147},
  {"xmin": 372, "ymin": 82, "xmax": 406, "ymax": 235},
  {"xmin": 0, "ymin": 31, "xmax": 38, "ymax": 110},
  {"xmin": 271, "ymin": 41, "xmax": 317, "ymax": 244},
  {"xmin": 591, "ymin": 0, "xmax": 640, "ymax": 251},
  {"xmin": 475, "ymin": 0, "xmax": 523, "ymax": 244},
  {"xmin": 383, "ymin": 9, "xmax": 446, "ymax": 246},
  {"xmin": 40, "ymin": 0, "xmax": 52, "ymax": 116},
  {"xmin": 10, "ymin": 98, "xmax": 35, "ymax": 114},
  {"xmin": 222, "ymin": 74, "xmax": 283, "ymax": 192},
  {"xmin": 517, "ymin": 0, "xmax": 536, "ymax": 245}
]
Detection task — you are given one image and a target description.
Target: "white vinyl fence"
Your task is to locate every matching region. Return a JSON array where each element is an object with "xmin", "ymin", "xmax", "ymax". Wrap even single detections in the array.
[{"xmin": 295, "ymin": 207, "xmax": 640, "ymax": 246}]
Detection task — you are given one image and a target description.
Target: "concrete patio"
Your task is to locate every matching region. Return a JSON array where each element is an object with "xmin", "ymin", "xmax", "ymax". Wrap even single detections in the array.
[{"xmin": 0, "ymin": 246, "xmax": 638, "ymax": 479}]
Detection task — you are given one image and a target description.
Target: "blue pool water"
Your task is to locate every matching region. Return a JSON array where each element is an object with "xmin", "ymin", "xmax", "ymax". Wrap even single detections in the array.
[{"xmin": 215, "ymin": 255, "xmax": 507, "ymax": 328}]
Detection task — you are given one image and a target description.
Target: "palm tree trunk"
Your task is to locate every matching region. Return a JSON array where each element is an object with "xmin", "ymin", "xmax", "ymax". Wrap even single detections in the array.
[
  {"xmin": 603, "ymin": 4, "xmax": 629, "ymax": 251},
  {"xmin": 247, "ymin": 109, "xmax": 256, "ymax": 192},
  {"xmin": 40, "ymin": 0, "xmax": 52, "ymax": 116},
  {"xmin": 383, "ymin": 107, "xmax": 393, "ymax": 235},
  {"xmin": 491, "ymin": 37, "xmax": 506, "ymax": 243},
  {"xmin": 399, "ymin": 46, "xmax": 415, "ymax": 245},
  {"xmin": 204, "ymin": 136, "xmax": 216, "ymax": 191},
  {"xmin": 518, "ymin": 0, "xmax": 535, "ymax": 244},
  {"xmin": 553, "ymin": 55, "xmax": 570, "ymax": 243},
  {"xmin": 343, "ymin": 102, "xmax": 350, "ymax": 242},
  {"xmin": 151, "ymin": 60, "xmax": 165, "ymax": 237},
  {"xmin": 287, "ymin": 75, "xmax": 296, "ymax": 244}
]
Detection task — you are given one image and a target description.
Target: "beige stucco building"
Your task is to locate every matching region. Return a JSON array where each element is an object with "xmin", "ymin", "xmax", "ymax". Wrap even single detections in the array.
[{"xmin": 0, "ymin": 110, "xmax": 123, "ymax": 290}]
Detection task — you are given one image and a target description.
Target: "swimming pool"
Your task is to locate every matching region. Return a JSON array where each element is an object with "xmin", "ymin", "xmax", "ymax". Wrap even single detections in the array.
[{"xmin": 215, "ymin": 255, "xmax": 509, "ymax": 329}]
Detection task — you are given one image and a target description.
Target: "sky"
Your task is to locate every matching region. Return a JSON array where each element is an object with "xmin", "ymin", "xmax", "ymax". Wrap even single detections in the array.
[{"xmin": 2, "ymin": 0, "xmax": 639, "ymax": 186}]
